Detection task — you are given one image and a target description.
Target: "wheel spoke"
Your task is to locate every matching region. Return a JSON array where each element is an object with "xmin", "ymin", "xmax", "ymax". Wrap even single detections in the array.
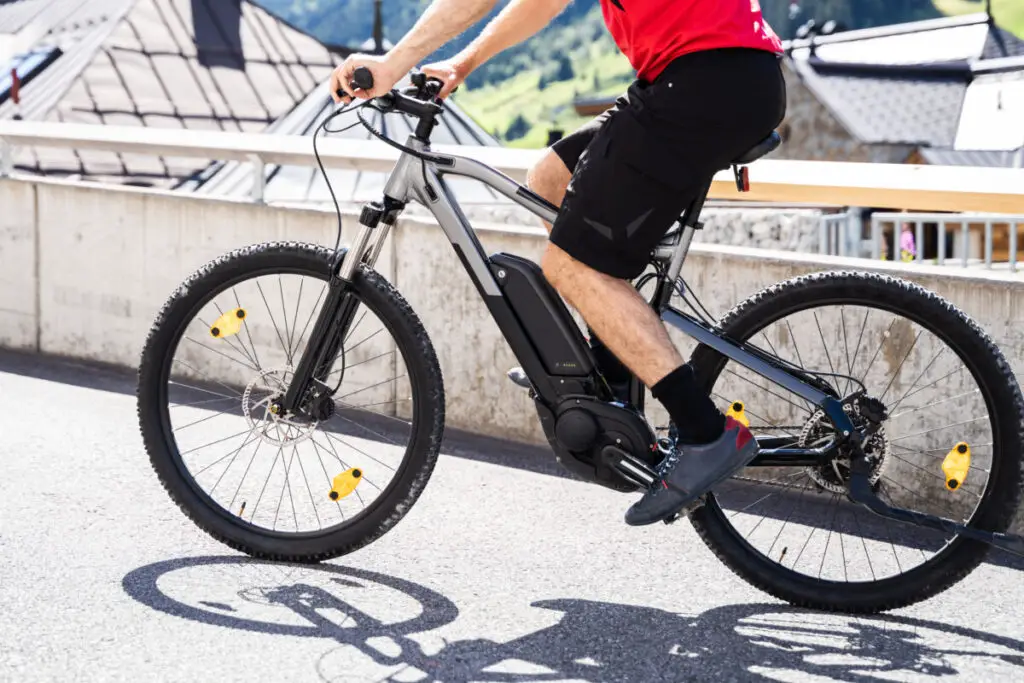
[
  {"xmin": 256, "ymin": 280, "xmax": 292, "ymax": 365},
  {"xmin": 812, "ymin": 310, "xmax": 838, "ymax": 392},
  {"xmin": 235, "ymin": 287, "xmax": 264, "ymax": 371},
  {"xmin": 879, "ymin": 329, "xmax": 923, "ymax": 401}
]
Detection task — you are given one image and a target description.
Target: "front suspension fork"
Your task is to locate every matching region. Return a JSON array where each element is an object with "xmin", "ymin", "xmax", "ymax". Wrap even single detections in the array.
[{"xmin": 279, "ymin": 200, "xmax": 399, "ymax": 416}]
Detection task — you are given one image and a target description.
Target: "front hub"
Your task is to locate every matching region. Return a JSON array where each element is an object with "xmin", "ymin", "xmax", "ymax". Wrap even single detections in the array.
[{"xmin": 242, "ymin": 368, "xmax": 323, "ymax": 447}]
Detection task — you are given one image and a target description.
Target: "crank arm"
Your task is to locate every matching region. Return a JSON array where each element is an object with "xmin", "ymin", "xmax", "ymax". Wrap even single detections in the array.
[{"xmin": 848, "ymin": 463, "xmax": 1024, "ymax": 558}]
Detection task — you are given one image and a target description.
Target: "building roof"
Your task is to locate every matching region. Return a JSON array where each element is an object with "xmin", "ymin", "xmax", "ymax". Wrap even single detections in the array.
[
  {"xmin": 5, "ymin": 0, "xmax": 338, "ymax": 184},
  {"xmin": 2, "ymin": 0, "xmax": 525, "ymax": 219},
  {"xmin": 787, "ymin": 58, "xmax": 967, "ymax": 147},
  {"xmin": 0, "ymin": 0, "xmax": 60, "ymax": 35},
  {"xmin": 783, "ymin": 12, "xmax": 1024, "ymax": 166},
  {"xmin": 919, "ymin": 147, "xmax": 1022, "ymax": 168}
]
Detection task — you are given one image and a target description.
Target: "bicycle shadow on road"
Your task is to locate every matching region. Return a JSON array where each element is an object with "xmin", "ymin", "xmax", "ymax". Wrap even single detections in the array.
[{"xmin": 123, "ymin": 555, "xmax": 1024, "ymax": 682}]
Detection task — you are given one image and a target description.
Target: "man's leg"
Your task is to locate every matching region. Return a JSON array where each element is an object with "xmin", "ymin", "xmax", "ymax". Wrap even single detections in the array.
[
  {"xmin": 528, "ymin": 151, "xmax": 684, "ymax": 385},
  {"xmin": 527, "ymin": 152, "xmax": 635, "ymax": 394},
  {"xmin": 530, "ymin": 137, "xmax": 755, "ymax": 527}
]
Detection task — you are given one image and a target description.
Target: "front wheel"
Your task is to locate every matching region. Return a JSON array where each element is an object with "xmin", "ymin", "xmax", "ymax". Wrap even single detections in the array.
[
  {"xmin": 686, "ymin": 271, "xmax": 1024, "ymax": 613},
  {"xmin": 137, "ymin": 241, "xmax": 445, "ymax": 562}
]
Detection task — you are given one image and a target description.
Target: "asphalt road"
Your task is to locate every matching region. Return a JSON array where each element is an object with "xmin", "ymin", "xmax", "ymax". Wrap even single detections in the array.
[{"xmin": 3, "ymin": 349, "xmax": 1024, "ymax": 683}]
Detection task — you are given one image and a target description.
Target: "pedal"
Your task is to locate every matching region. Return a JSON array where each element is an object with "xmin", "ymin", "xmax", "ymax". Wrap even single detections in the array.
[
  {"xmin": 601, "ymin": 445, "xmax": 658, "ymax": 489},
  {"xmin": 662, "ymin": 495, "xmax": 707, "ymax": 524},
  {"xmin": 507, "ymin": 367, "xmax": 531, "ymax": 390}
]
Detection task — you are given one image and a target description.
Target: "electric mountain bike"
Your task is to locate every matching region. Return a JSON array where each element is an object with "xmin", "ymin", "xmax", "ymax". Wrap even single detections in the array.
[{"xmin": 137, "ymin": 69, "xmax": 1024, "ymax": 614}]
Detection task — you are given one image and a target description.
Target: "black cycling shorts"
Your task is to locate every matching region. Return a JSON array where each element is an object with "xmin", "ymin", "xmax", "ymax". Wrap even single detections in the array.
[{"xmin": 549, "ymin": 47, "xmax": 786, "ymax": 279}]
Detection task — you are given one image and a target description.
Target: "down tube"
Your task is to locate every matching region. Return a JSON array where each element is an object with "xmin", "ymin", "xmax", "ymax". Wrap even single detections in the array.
[
  {"xmin": 661, "ymin": 307, "xmax": 834, "ymax": 407},
  {"xmin": 414, "ymin": 164, "xmax": 560, "ymax": 401}
]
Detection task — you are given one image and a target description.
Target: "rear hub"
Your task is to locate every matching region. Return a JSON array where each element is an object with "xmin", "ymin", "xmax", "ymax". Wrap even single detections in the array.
[{"xmin": 800, "ymin": 395, "xmax": 890, "ymax": 493}]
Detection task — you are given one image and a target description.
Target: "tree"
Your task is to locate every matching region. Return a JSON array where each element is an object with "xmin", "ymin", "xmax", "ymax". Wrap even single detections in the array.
[
  {"xmin": 505, "ymin": 114, "xmax": 530, "ymax": 141},
  {"xmin": 554, "ymin": 54, "xmax": 575, "ymax": 81}
]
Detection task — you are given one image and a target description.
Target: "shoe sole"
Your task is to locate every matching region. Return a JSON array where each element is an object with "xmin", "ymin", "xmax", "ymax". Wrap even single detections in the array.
[{"xmin": 662, "ymin": 442, "xmax": 761, "ymax": 520}]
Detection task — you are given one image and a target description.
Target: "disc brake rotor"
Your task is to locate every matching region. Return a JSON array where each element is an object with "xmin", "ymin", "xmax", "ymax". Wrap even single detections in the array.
[
  {"xmin": 242, "ymin": 367, "xmax": 319, "ymax": 447},
  {"xmin": 799, "ymin": 401, "xmax": 889, "ymax": 494}
]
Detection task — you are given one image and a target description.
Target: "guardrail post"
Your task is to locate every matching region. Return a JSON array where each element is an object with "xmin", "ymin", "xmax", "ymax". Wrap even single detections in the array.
[
  {"xmin": 915, "ymin": 220, "xmax": 924, "ymax": 262},
  {"xmin": 893, "ymin": 220, "xmax": 900, "ymax": 263},
  {"xmin": 871, "ymin": 215, "xmax": 881, "ymax": 259},
  {"xmin": 0, "ymin": 139, "xmax": 12, "ymax": 177},
  {"xmin": 248, "ymin": 154, "xmax": 265, "ymax": 204},
  {"xmin": 985, "ymin": 220, "xmax": 993, "ymax": 269},
  {"xmin": 937, "ymin": 221, "xmax": 946, "ymax": 265},
  {"xmin": 818, "ymin": 218, "xmax": 828, "ymax": 255},
  {"xmin": 962, "ymin": 223, "xmax": 969, "ymax": 267},
  {"xmin": 1010, "ymin": 221, "xmax": 1018, "ymax": 273}
]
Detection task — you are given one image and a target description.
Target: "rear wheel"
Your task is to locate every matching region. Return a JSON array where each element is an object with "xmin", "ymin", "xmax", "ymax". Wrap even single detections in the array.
[
  {"xmin": 137, "ymin": 241, "xmax": 445, "ymax": 562},
  {"xmin": 686, "ymin": 271, "xmax": 1024, "ymax": 613}
]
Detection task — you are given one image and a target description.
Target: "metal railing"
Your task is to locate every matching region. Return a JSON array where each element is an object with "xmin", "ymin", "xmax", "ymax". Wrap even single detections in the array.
[
  {"xmin": 870, "ymin": 212, "xmax": 1024, "ymax": 271},
  {"xmin": 818, "ymin": 209, "xmax": 862, "ymax": 257},
  {"xmin": 2, "ymin": 121, "xmax": 1024, "ymax": 213}
]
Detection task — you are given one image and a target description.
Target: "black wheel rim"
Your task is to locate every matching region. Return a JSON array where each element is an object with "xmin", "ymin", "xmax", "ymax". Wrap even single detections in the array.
[{"xmin": 155, "ymin": 264, "xmax": 421, "ymax": 539}]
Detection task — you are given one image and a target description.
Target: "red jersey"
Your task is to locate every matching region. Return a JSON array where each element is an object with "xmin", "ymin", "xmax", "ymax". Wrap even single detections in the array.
[{"xmin": 600, "ymin": 0, "xmax": 784, "ymax": 82}]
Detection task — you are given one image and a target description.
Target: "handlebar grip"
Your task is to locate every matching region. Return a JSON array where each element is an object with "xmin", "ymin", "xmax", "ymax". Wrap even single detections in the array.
[{"xmin": 352, "ymin": 66, "xmax": 374, "ymax": 92}]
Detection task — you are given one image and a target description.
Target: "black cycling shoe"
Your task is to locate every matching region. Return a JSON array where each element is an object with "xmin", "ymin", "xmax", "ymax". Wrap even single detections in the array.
[{"xmin": 625, "ymin": 417, "xmax": 758, "ymax": 526}]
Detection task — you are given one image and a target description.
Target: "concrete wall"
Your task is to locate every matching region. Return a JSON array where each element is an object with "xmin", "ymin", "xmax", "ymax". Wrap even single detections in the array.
[
  {"xmin": 0, "ymin": 180, "xmax": 37, "ymax": 349},
  {"xmin": 3, "ymin": 176, "xmax": 1024, "ymax": 531}
]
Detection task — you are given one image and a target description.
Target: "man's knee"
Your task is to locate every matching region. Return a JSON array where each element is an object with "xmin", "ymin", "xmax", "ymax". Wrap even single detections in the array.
[{"xmin": 527, "ymin": 150, "xmax": 572, "ymax": 206}]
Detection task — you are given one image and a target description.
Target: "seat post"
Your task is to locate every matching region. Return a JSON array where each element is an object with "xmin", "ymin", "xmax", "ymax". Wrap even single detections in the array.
[{"xmin": 657, "ymin": 180, "xmax": 712, "ymax": 309}]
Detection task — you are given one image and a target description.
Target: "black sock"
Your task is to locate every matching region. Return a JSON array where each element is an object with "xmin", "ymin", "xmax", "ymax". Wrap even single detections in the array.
[
  {"xmin": 588, "ymin": 327, "xmax": 632, "ymax": 385},
  {"xmin": 652, "ymin": 364, "xmax": 725, "ymax": 444}
]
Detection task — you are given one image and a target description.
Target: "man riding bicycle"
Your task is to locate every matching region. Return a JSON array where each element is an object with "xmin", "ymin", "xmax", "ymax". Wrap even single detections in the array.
[{"xmin": 332, "ymin": 0, "xmax": 787, "ymax": 526}]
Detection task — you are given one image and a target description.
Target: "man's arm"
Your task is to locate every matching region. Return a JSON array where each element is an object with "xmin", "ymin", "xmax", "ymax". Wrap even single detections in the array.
[
  {"xmin": 453, "ymin": 0, "xmax": 572, "ymax": 73},
  {"xmin": 332, "ymin": 0, "xmax": 571, "ymax": 101}
]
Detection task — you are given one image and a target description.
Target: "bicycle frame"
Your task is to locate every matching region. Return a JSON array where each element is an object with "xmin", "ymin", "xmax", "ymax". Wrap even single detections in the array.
[{"xmin": 285, "ymin": 135, "xmax": 857, "ymax": 463}]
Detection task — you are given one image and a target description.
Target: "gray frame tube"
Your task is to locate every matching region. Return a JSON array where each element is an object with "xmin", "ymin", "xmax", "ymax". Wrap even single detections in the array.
[
  {"xmin": 380, "ymin": 144, "xmax": 849, "ymax": 425},
  {"xmin": 661, "ymin": 307, "xmax": 832, "ymax": 406}
]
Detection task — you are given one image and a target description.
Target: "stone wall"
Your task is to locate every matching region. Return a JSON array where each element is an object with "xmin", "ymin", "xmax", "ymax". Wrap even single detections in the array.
[{"xmin": 696, "ymin": 207, "xmax": 822, "ymax": 252}]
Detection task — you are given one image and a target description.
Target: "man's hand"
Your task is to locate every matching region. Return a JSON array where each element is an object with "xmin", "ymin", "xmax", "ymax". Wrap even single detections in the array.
[
  {"xmin": 419, "ymin": 59, "xmax": 471, "ymax": 99},
  {"xmin": 330, "ymin": 54, "xmax": 405, "ymax": 103}
]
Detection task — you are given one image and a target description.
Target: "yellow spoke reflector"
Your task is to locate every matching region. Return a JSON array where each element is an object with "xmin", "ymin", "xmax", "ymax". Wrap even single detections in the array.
[
  {"xmin": 942, "ymin": 442, "xmax": 971, "ymax": 491},
  {"xmin": 329, "ymin": 467, "xmax": 363, "ymax": 501},
  {"xmin": 210, "ymin": 307, "xmax": 247, "ymax": 338},
  {"xmin": 725, "ymin": 400, "xmax": 750, "ymax": 427}
]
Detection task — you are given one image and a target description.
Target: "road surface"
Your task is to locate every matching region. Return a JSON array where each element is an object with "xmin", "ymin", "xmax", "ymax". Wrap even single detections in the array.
[{"xmin": 2, "ymin": 350, "xmax": 1024, "ymax": 682}]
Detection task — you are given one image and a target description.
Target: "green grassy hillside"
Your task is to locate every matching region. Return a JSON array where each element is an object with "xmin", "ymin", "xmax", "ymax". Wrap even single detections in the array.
[
  {"xmin": 253, "ymin": 0, "xmax": 1023, "ymax": 149},
  {"xmin": 452, "ymin": 36, "xmax": 633, "ymax": 148},
  {"xmin": 933, "ymin": 0, "xmax": 1024, "ymax": 36}
]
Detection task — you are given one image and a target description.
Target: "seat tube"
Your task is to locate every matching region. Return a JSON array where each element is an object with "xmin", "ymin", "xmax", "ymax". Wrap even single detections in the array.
[
  {"xmin": 665, "ymin": 226, "xmax": 696, "ymax": 283},
  {"xmin": 656, "ymin": 180, "xmax": 711, "ymax": 309}
]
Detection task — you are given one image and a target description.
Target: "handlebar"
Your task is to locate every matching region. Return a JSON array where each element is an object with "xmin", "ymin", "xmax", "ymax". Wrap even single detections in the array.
[
  {"xmin": 335, "ymin": 67, "xmax": 449, "ymax": 104},
  {"xmin": 334, "ymin": 67, "xmax": 453, "ymax": 139}
]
